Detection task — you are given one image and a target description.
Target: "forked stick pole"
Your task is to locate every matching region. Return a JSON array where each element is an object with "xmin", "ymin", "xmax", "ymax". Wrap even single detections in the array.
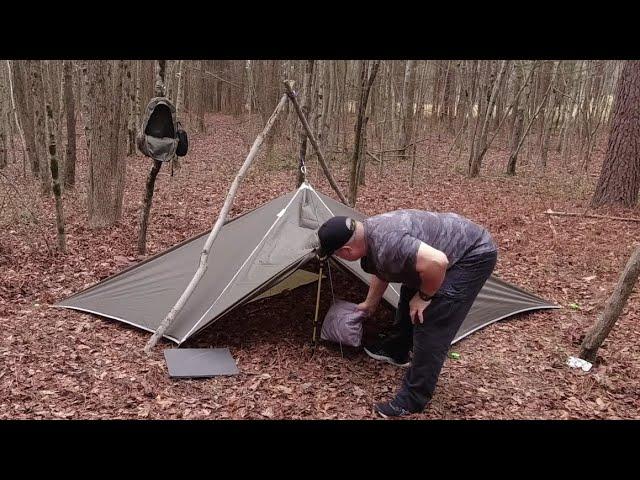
[{"xmin": 144, "ymin": 92, "xmax": 290, "ymax": 353}]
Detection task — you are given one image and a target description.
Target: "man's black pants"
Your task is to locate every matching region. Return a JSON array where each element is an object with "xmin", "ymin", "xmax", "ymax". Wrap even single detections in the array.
[{"xmin": 383, "ymin": 249, "xmax": 498, "ymax": 412}]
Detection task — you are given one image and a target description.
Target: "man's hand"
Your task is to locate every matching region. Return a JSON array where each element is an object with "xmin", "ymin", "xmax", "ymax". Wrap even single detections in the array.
[
  {"xmin": 357, "ymin": 300, "xmax": 377, "ymax": 316},
  {"xmin": 409, "ymin": 293, "xmax": 431, "ymax": 325},
  {"xmin": 358, "ymin": 275, "xmax": 388, "ymax": 317}
]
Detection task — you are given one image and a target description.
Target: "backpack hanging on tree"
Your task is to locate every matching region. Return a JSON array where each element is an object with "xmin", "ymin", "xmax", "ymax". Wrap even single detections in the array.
[
  {"xmin": 136, "ymin": 97, "xmax": 179, "ymax": 162},
  {"xmin": 176, "ymin": 121, "xmax": 189, "ymax": 157}
]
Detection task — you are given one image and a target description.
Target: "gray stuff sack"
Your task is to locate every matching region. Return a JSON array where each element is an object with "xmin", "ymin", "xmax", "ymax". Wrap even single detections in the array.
[{"xmin": 321, "ymin": 299, "xmax": 368, "ymax": 348}]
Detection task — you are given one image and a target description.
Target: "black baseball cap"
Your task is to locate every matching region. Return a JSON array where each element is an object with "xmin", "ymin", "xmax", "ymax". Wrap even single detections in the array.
[{"xmin": 317, "ymin": 216, "xmax": 356, "ymax": 258}]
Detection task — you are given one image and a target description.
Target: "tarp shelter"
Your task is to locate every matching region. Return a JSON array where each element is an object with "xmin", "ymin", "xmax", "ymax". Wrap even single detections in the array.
[{"xmin": 56, "ymin": 183, "xmax": 558, "ymax": 345}]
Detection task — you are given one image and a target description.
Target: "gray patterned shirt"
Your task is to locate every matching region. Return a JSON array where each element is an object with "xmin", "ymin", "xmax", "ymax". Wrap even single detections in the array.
[{"xmin": 361, "ymin": 210, "xmax": 496, "ymax": 288}]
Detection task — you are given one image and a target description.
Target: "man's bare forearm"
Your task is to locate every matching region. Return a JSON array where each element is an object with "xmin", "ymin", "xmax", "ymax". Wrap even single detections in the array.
[{"xmin": 365, "ymin": 275, "xmax": 389, "ymax": 306}]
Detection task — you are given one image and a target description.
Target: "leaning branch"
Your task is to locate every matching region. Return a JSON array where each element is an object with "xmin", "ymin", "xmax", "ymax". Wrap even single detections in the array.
[
  {"xmin": 373, "ymin": 137, "xmax": 431, "ymax": 154},
  {"xmin": 284, "ymin": 80, "xmax": 348, "ymax": 205},
  {"xmin": 144, "ymin": 92, "xmax": 290, "ymax": 353},
  {"xmin": 544, "ymin": 209, "xmax": 640, "ymax": 223},
  {"xmin": 183, "ymin": 64, "xmax": 241, "ymax": 88},
  {"xmin": 366, "ymin": 151, "xmax": 382, "ymax": 164}
]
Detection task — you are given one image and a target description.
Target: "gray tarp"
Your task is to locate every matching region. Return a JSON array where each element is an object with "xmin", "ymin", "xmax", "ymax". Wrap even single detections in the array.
[{"xmin": 56, "ymin": 183, "xmax": 558, "ymax": 344}]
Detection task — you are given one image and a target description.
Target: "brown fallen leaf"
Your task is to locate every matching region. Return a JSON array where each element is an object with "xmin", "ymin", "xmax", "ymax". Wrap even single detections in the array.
[
  {"xmin": 275, "ymin": 385, "xmax": 293, "ymax": 395},
  {"xmin": 137, "ymin": 407, "xmax": 150, "ymax": 418}
]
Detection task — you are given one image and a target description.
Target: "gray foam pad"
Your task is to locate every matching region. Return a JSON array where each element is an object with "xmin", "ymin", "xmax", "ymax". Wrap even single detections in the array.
[{"xmin": 164, "ymin": 348, "xmax": 240, "ymax": 378}]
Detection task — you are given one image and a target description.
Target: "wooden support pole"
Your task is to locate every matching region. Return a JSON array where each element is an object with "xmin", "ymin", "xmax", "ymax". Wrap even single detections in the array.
[
  {"xmin": 137, "ymin": 60, "xmax": 167, "ymax": 255},
  {"xmin": 579, "ymin": 245, "xmax": 640, "ymax": 362},
  {"xmin": 284, "ymin": 80, "xmax": 349, "ymax": 205}
]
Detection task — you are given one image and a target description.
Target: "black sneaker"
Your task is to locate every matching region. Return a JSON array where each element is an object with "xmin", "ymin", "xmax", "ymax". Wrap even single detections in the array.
[
  {"xmin": 363, "ymin": 344, "xmax": 410, "ymax": 367},
  {"xmin": 374, "ymin": 400, "xmax": 412, "ymax": 418}
]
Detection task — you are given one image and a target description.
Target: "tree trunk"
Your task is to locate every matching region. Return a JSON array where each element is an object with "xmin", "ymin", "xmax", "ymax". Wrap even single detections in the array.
[
  {"xmin": 5, "ymin": 61, "xmax": 29, "ymax": 175},
  {"xmin": 349, "ymin": 60, "xmax": 380, "ymax": 207},
  {"xmin": 137, "ymin": 60, "xmax": 167, "ymax": 254},
  {"xmin": 319, "ymin": 60, "xmax": 332, "ymax": 154},
  {"xmin": 579, "ymin": 244, "xmax": 640, "ymax": 362},
  {"xmin": 44, "ymin": 61, "xmax": 66, "ymax": 252},
  {"xmin": 31, "ymin": 61, "xmax": 51, "ymax": 193},
  {"xmin": 468, "ymin": 60, "xmax": 509, "ymax": 177},
  {"xmin": 155, "ymin": 59, "xmax": 166, "ymax": 97},
  {"xmin": 132, "ymin": 60, "xmax": 142, "ymax": 154},
  {"xmin": 0, "ymin": 64, "xmax": 7, "ymax": 169},
  {"xmin": 296, "ymin": 60, "xmax": 315, "ymax": 187},
  {"xmin": 358, "ymin": 115, "xmax": 368, "ymax": 186},
  {"xmin": 51, "ymin": 61, "xmax": 65, "ymax": 174},
  {"xmin": 62, "ymin": 60, "xmax": 76, "ymax": 188},
  {"xmin": 112, "ymin": 60, "xmax": 127, "ymax": 219},
  {"xmin": 507, "ymin": 107, "xmax": 525, "ymax": 175},
  {"xmin": 0, "ymin": 120, "xmax": 6, "ymax": 170},
  {"xmin": 196, "ymin": 60, "xmax": 206, "ymax": 133},
  {"xmin": 430, "ymin": 61, "xmax": 443, "ymax": 131},
  {"xmin": 443, "ymin": 61, "xmax": 457, "ymax": 132},
  {"xmin": 243, "ymin": 60, "xmax": 253, "ymax": 114},
  {"xmin": 507, "ymin": 64, "xmax": 532, "ymax": 175},
  {"xmin": 81, "ymin": 61, "xmax": 93, "ymax": 157},
  {"xmin": 12, "ymin": 61, "xmax": 39, "ymax": 176},
  {"xmin": 126, "ymin": 60, "xmax": 138, "ymax": 156},
  {"xmin": 399, "ymin": 60, "xmax": 416, "ymax": 155},
  {"xmin": 171, "ymin": 59, "xmax": 185, "ymax": 172},
  {"xmin": 6, "ymin": 105, "xmax": 17, "ymax": 169},
  {"xmin": 591, "ymin": 61, "xmax": 640, "ymax": 208},
  {"xmin": 175, "ymin": 60, "xmax": 185, "ymax": 114},
  {"xmin": 536, "ymin": 61, "xmax": 559, "ymax": 170},
  {"xmin": 137, "ymin": 160, "xmax": 162, "ymax": 255},
  {"xmin": 261, "ymin": 60, "xmax": 281, "ymax": 165},
  {"xmin": 506, "ymin": 62, "xmax": 554, "ymax": 176},
  {"xmin": 87, "ymin": 60, "xmax": 126, "ymax": 228}
]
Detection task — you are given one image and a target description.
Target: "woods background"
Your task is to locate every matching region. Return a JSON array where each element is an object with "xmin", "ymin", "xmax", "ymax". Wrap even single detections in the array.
[
  {"xmin": 1, "ymin": 60, "xmax": 637, "ymax": 243},
  {"xmin": 2, "ymin": 60, "xmax": 640, "ymax": 420}
]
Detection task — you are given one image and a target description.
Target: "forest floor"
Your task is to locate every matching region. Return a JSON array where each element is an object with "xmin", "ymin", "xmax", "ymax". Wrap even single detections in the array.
[{"xmin": 1, "ymin": 113, "xmax": 639, "ymax": 420}]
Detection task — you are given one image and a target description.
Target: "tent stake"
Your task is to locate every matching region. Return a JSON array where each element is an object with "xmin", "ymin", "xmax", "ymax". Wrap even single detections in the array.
[{"xmin": 144, "ymin": 90, "xmax": 291, "ymax": 354}]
